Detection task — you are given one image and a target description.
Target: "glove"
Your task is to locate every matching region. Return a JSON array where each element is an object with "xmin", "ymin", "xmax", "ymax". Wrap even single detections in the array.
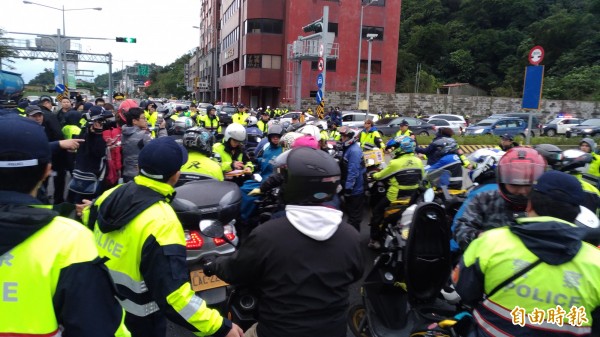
[
  {"xmin": 342, "ymin": 189, "xmax": 353, "ymax": 198},
  {"xmin": 368, "ymin": 171, "xmax": 376, "ymax": 180},
  {"xmin": 248, "ymin": 188, "xmax": 262, "ymax": 196},
  {"xmin": 201, "ymin": 255, "xmax": 217, "ymax": 277}
]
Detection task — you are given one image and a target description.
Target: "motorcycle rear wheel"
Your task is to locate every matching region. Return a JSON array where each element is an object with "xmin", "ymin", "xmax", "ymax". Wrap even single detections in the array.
[{"xmin": 347, "ymin": 304, "xmax": 372, "ymax": 337}]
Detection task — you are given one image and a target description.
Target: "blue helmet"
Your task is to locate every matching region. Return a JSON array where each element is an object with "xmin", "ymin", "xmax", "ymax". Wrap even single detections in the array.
[{"xmin": 388, "ymin": 136, "xmax": 415, "ymax": 157}]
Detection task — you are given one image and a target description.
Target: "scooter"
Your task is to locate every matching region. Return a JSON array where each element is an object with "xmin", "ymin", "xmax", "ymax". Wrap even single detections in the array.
[
  {"xmin": 197, "ymin": 213, "xmax": 259, "ymax": 331},
  {"xmin": 171, "ymin": 179, "xmax": 242, "ymax": 311},
  {"xmin": 348, "ymin": 186, "xmax": 470, "ymax": 337}
]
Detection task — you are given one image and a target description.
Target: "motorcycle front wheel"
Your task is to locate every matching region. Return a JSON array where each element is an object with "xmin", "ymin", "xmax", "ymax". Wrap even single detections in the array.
[{"xmin": 347, "ymin": 304, "xmax": 372, "ymax": 337}]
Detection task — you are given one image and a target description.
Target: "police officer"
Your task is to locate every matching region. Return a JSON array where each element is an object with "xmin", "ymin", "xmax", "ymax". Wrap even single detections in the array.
[
  {"xmin": 232, "ymin": 104, "xmax": 249, "ymax": 125},
  {"xmin": 199, "ymin": 105, "xmax": 221, "ymax": 134},
  {"xmin": 359, "ymin": 119, "xmax": 384, "ymax": 149},
  {"xmin": 0, "ymin": 115, "xmax": 130, "ymax": 337},
  {"xmin": 213, "ymin": 123, "xmax": 254, "ymax": 174},
  {"xmin": 180, "ymin": 127, "xmax": 224, "ymax": 182},
  {"xmin": 83, "ymin": 137, "xmax": 243, "ymax": 337},
  {"xmin": 256, "ymin": 112, "xmax": 269, "ymax": 134},
  {"xmin": 454, "ymin": 170, "xmax": 600, "ymax": 336},
  {"xmin": 394, "ymin": 119, "xmax": 415, "ymax": 140}
]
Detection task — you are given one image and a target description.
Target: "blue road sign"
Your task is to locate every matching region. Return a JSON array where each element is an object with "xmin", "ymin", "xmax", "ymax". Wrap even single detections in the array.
[
  {"xmin": 522, "ymin": 66, "xmax": 544, "ymax": 110},
  {"xmin": 55, "ymin": 84, "xmax": 66, "ymax": 93},
  {"xmin": 316, "ymin": 89, "xmax": 323, "ymax": 104},
  {"xmin": 316, "ymin": 73, "xmax": 324, "ymax": 89}
]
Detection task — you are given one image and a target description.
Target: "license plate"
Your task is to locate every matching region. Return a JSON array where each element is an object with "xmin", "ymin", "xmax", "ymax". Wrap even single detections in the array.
[{"xmin": 190, "ymin": 269, "xmax": 228, "ymax": 292}]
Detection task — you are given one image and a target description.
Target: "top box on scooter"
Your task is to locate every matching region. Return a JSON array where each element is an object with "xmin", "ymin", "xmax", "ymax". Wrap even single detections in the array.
[{"xmin": 172, "ymin": 180, "xmax": 242, "ymax": 227}]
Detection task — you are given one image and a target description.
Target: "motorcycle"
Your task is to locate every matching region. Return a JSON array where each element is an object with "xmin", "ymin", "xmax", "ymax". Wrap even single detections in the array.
[
  {"xmin": 198, "ymin": 212, "xmax": 259, "ymax": 331},
  {"xmin": 171, "ymin": 179, "xmax": 242, "ymax": 311},
  {"xmin": 348, "ymin": 175, "xmax": 471, "ymax": 337}
]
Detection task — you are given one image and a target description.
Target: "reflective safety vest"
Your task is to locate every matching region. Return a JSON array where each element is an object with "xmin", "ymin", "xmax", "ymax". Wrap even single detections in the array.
[
  {"xmin": 180, "ymin": 151, "xmax": 224, "ymax": 181},
  {"xmin": 212, "ymin": 142, "xmax": 253, "ymax": 173},
  {"xmin": 0, "ymin": 215, "xmax": 130, "ymax": 337},
  {"xmin": 256, "ymin": 120, "xmax": 269, "ymax": 134},
  {"xmin": 199, "ymin": 115, "xmax": 221, "ymax": 134},
  {"xmin": 462, "ymin": 219, "xmax": 600, "ymax": 336},
  {"xmin": 373, "ymin": 153, "xmax": 423, "ymax": 201},
  {"xmin": 359, "ymin": 129, "xmax": 384, "ymax": 149},
  {"xmin": 84, "ymin": 176, "xmax": 226, "ymax": 335},
  {"xmin": 321, "ymin": 129, "xmax": 340, "ymax": 141},
  {"xmin": 232, "ymin": 112, "xmax": 249, "ymax": 125},
  {"xmin": 395, "ymin": 129, "xmax": 414, "ymax": 138},
  {"xmin": 145, "ymin": 110, "xmax": 158, "ymax": 138},
  {"xmin": 62, "ymin": 124, "xmax": 82, "ymax": 139}
]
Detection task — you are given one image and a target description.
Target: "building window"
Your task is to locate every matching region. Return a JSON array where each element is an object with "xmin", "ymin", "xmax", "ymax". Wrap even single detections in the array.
[
  {"xmin": 244, "ymin": 55, "xmax": 282, "ymax": 69},
  {"xmin": 222, "ymin": 27, "xmax": 239, "ymax": 50},
  {"xmin": 361, "ymin": 26, "xmax": 384, "ymax": 40},
  {"xmin": 309, "ymin": 91, "xmax": 318, "ymax": 97},
  {"xmin": 311, "ymin": 59, "xmax": 337, "ymax": 71},
  {"xmin": 223, "ymin": 0, "xmax": 240, "ymax": 25},
  {"xmin": 360, "ymin": 60, "xmax": 382, "ymax": 74},
  {"xmin": 362, "ymin": 0, "xmax": 385, "ymax": 5},
  {"xmin": 244, "ymin": 19, "xmax": 284, "ymax": 34}
]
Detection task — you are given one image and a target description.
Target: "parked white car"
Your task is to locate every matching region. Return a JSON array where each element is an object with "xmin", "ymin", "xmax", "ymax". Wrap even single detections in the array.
[
  {"xmin": 428, "ymin": 114, "xmax": 468, "ymax": 132},
  {"xmin": 341, "ymin": 111, "xmax": 380, "ymax": 128}
]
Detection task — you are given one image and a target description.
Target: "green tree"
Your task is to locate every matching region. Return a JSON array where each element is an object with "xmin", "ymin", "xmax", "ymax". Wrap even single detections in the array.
[
  {"xmin": 28, "ymin": 68, "xmax": 54, "ymax": 86},
  {"xmin": 0, "ymin": 29, "xmax": 16, "ymax": 60}
]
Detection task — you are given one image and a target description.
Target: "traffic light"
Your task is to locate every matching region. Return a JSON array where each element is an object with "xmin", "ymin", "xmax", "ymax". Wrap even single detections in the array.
[
  {"xmin": 302, "ymin": 19, "xmax": 323, "ymax": 33},
  {"xmin": 116, "ymin": 37, "xmax": 137, "ymax": 43}
]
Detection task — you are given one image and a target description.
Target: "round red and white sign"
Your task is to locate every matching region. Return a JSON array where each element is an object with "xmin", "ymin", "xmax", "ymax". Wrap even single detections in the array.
[
  {"xmin": 528, "ymin": 46, "xmax": 544, "ymax": 65},
  {"xmin": 317, "ymin": 58, "xmax": 324, "ymax": 71}
]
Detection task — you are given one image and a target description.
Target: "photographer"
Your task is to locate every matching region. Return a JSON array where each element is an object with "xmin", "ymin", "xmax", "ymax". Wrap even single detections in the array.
[{"xmin": 67, "ymin": 106, "xmax": 112, "ymax": 203}]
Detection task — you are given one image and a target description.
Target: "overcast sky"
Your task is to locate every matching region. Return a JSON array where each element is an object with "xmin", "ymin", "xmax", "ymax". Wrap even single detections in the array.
[{"xmin": 2, "ymin": 0, "xmax": 201, "ymax": 83}]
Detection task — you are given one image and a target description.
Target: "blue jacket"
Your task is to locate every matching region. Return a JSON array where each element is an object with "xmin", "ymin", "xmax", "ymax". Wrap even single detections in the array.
[
  {"xmin": 425, "ymin": 153, "xmax": 463, "ymax": 190},
  {"xmin": 342, "ymin": 142, "xmax": 366, "ymax": 195},
  {"xmin": 256, "ymin": 143, "xmax": 283, "ymax": 179},
  {"xmin": 416, "ymin": 135, "xmax": 446, "ymax": 165}
]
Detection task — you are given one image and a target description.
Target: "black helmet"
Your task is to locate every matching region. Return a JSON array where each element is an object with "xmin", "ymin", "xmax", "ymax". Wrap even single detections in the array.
[
  {"xmin": 183, "ymin": 127, "xmax": 215, "ymax": 156},
  {"xmin": 281, "ymin": 147, "xmax": 341, "ymax": 205},
  {"xmin": 432, "ymin": 137, "xmax": 458, "ymax": 155},
  {"xmin": 533, "ymin": 144, "xmax": 563, "ymax": 169}
]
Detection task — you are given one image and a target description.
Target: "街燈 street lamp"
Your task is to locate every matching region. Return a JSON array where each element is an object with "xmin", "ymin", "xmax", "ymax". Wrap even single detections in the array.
[
  {"xmin": 355, "ymin": 0, "xmax": 376, "ymax": 109},
  {"xmin": 365, "ymin": 33, "xmax": 378, "ymax": 113},
  {"xmin": 23, "ymin": 1, "xmax": 102, "ymax": 86}
]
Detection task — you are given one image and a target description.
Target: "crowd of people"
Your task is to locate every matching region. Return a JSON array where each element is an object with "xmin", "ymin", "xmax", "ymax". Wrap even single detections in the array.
[{"xmin": 2, "ymin": 94, "xmax": 600, "ymax": 337}]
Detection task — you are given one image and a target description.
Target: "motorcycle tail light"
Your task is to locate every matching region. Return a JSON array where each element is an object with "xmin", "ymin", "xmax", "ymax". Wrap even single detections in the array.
[
  {"xmin": 213, "ymin": 233, "xmax": 236, "ymax": 246},
  {"xmin": 185, "ymin": 230, "xmax": 204, "ymax": 249}
]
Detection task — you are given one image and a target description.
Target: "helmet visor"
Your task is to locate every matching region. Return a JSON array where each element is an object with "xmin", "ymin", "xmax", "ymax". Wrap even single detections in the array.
[{"xmin": 498, "ymin": 162, "xmax": 545, "ymax": 185}]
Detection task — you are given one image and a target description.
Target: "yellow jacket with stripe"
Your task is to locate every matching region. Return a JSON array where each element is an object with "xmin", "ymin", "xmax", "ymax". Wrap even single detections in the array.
[
  {"xmin": 0, "ymin": 192, "xmax": 130, "ymax": 337},
  {"xmin": 212, "ymin": 142, "xmax": 254, "ymax": 173},
  {"xmin": 455, "ymin": 216, "xmax": 600, "ymax": 336},
  {"xmin": 83, "ymin": 176, "xmax": 232, "ymax": 337},
  {"xmin": 180, "ymin": 151, "xmax": 225, "ymax": 182}
]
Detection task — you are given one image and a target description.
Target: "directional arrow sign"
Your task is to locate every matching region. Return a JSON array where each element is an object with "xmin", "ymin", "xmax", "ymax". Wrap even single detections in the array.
[
  {"xmin": 316, "ymin": 89, "xmax": 323, "ymax": 104},
  {"xmin": 55, "ymin": 84, "xmax": 66, "ymax": 93},
  {"xmin": 316, "ymin": 73, "xmax": 324, "ymax": 89}
]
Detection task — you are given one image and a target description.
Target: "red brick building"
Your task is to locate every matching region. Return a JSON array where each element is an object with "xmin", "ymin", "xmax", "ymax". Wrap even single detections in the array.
[{"xmin": 217, "ymin": 0, "xmax": 401, "ymax": 109}]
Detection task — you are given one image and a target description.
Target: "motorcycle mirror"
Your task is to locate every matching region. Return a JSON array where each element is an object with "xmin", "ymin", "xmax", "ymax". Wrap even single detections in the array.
[
  {"xmin": 254, "ymin": 174, "xmax": 263, "ymax": 182},
  {"xmin": 424, "ymin": 188, "xmax": 435, "ymax": 202},
  {"xmin": 199, "ymin": 219, "xmax": 225, "ymax": 238}
]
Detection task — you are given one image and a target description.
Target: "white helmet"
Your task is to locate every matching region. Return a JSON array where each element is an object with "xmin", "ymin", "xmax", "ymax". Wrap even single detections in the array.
[
  {"xmin": 246, "ymin": 116, "xmax": 258, "ymax": 127},
  {"xmin": 224, "ymin": 123, "xmax": 247, "ymax": 142},
  {"xmin": 297, "ymin": 124, "xmax": 322, "ymax": 141}
]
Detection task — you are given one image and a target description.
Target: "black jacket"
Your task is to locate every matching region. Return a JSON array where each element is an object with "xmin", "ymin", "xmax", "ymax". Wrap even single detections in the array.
[{"xmin": 214, "ymin": 206, "xmax": 364, "ymax": 337}]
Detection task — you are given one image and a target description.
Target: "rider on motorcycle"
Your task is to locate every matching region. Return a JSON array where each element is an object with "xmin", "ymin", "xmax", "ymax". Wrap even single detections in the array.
[
  {"xmin": 213, "ymin": 123, "xmax": 254, "ymax": 174},
  {"xmin": 424, "ymin": 137, "xmax": 464, "ymax": 190},
  {"xmin": 179, "ymin": 127, "xmax": 224, "ymax": 183},
  {"xmin": 204, "ymin": 147, "xmax": 363, "ymax": 337},
  {"xmin": 368, "ymin": 136, "xmax": 424, "ymax": 250},
  {"xmin": 454, "ymin": 147, "xmax": 546, "ymax": 251}
]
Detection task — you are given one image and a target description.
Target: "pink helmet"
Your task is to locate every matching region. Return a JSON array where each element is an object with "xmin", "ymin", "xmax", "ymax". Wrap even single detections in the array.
[{"xmin": 292, "ymin": 135, "xmax": 319, "ymax": 150}]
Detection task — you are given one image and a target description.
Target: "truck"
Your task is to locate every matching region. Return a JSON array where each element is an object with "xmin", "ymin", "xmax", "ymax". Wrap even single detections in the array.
[{"xmin": 0, "ymin": 70, "xmax": 25, "ymax": 108}]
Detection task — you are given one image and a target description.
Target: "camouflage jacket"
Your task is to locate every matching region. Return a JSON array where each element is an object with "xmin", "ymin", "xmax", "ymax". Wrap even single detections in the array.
[{"xmin": 454, "ymin": 189, "xmax": 526, "ymax": 251}]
